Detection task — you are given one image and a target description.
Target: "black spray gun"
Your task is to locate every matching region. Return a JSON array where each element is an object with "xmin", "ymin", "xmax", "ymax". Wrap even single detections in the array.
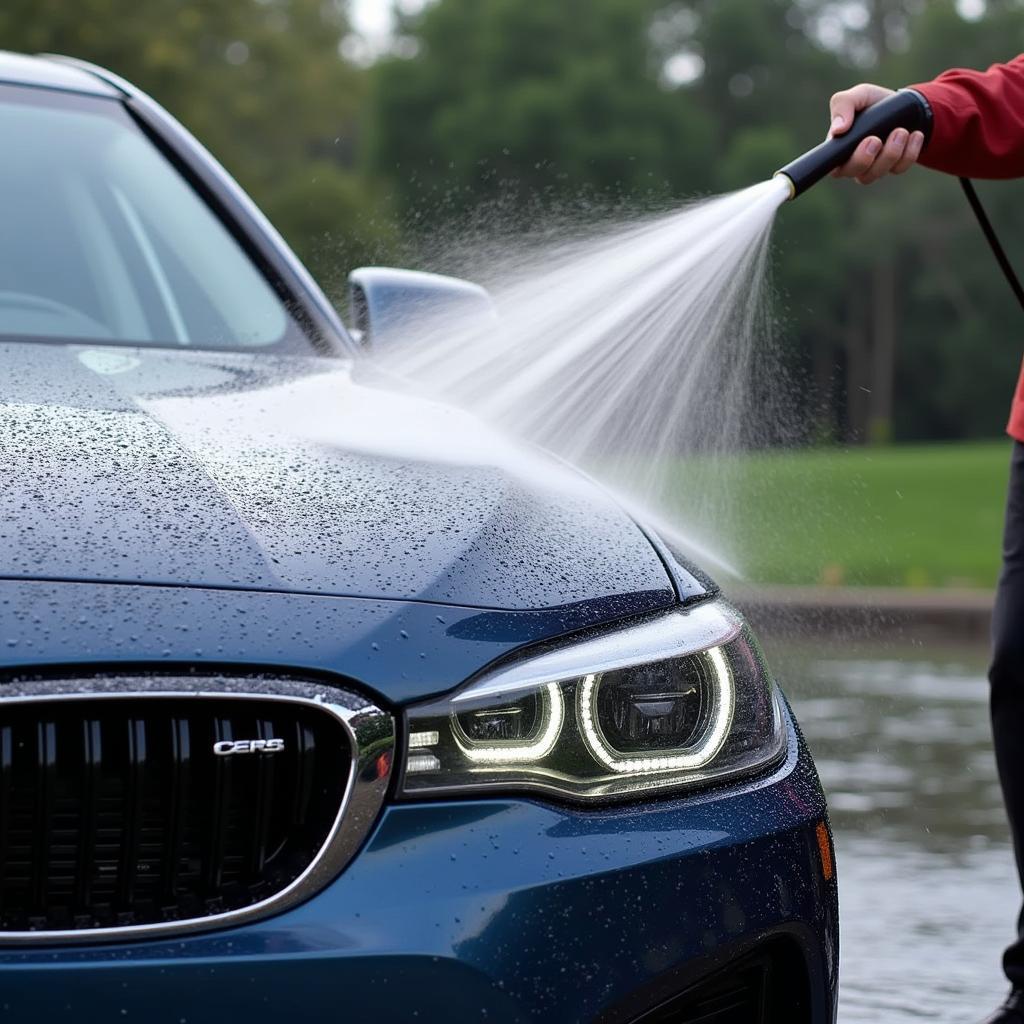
[
  {"xmin": 775, "ymin": 88, "xmax": 933, "ymax": 198},
  {"xmin": 773, "ymin": 88, "xmax": 1024, "ymax": 311}
]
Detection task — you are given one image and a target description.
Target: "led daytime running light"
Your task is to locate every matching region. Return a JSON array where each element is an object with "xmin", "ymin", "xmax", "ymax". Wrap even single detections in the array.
[
  {"xmin": 452, "ymin": 682, "xmax": 564, "ymax": 764},
  {"xmin": 579, "ymin": 645, "xmax": 735, "ymax": 773}
]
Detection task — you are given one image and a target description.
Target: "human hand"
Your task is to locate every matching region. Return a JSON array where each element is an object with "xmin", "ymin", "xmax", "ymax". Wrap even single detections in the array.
[{"xmin": 829, "ymin": 83, "xmax": 926, "ymax": 183}]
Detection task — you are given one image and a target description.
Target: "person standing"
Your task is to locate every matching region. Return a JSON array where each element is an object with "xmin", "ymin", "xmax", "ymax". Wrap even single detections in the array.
[{"xmin": 827, "ymin": 56, "xmax": 1024, "ymax": 1024}]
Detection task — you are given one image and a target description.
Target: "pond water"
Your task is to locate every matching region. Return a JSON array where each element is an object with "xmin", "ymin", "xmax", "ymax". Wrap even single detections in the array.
[{"xmin": 774, "ymin": 638, "xmax": 1016, "ymax": 1022}]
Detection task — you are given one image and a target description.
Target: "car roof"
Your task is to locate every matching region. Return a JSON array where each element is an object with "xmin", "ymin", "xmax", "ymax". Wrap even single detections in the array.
[{"xmin": 0, "ymin": 51, "xmax": 120, "ymax": 98}]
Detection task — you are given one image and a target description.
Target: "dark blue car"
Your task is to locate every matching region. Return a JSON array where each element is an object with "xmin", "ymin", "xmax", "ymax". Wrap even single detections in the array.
[{"xmin": 0, "ymin": 51, "xmax": 838, "ymax": 1023}]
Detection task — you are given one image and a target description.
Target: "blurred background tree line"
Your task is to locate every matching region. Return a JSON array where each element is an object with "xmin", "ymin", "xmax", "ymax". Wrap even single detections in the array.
[{"xmin": 3, "ymin": 0, "xmax": 1024, "ymax": 445}]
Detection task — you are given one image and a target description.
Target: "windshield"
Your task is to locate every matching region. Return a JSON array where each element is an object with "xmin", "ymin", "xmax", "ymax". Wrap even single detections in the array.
[{"xmin": 0, "ymin": 84, "xmax": 310, "ymax": 352}]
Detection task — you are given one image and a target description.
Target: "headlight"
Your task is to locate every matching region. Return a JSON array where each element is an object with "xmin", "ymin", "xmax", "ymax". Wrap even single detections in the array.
[{"xmin": 401, "ymin": 600, "xmax": 785, "ymax": 801}]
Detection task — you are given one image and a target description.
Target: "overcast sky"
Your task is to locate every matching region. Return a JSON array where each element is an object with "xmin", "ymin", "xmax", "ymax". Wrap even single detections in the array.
[{"xmin": 350, "ymin": 0, "xmax": 391, "ymax": 45}]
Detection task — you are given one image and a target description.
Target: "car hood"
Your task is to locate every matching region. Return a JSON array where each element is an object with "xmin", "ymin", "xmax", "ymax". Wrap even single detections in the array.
[{"xmin": 0, "ymin": 341, "xmax": 685, "ymax": 615}]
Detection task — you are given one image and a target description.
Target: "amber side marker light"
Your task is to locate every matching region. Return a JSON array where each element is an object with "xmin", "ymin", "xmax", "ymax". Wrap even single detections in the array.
[{"xmin": 815, "ymin": 821, "xmax": 834, "ymax": 882}]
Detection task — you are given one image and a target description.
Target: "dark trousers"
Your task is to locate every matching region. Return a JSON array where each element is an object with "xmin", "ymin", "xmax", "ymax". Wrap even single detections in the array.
[{"xmin": 991, "ymin": 441, "xmax": 1024, "ymax": 985}]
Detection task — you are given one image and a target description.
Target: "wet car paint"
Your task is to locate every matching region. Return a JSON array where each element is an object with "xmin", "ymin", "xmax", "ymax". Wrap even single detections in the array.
[
  {"xmin": 0, "ymin": 342, "xmax": 686, "ymax": 612},
  {"xmin": 0, "ymin": 579, "xmax": 674, "ymax": 706}
]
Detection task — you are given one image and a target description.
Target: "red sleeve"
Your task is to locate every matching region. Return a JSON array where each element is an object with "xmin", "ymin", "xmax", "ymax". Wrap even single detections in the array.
[{"xmin": 911, "ymin": 55, "xmax": 1024, "ymax": 178}]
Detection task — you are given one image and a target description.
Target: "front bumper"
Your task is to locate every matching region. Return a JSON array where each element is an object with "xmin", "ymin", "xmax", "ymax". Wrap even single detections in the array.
[{"xmin": 0, "ymin": 715, "xmax": 837, "ymax": 1023}]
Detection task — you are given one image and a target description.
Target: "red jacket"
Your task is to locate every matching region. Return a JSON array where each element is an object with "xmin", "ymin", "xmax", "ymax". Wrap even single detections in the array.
[{"xmin": 912, "ymin": 57, "xmax": 1024, "ymax": 440}]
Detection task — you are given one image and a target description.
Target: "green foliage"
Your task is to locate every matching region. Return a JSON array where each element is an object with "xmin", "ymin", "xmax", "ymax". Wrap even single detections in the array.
[
  {"xmin": 367, "ymin": 0, "xmax": 716, "ymax": 220},
  {"xmin": 0, "ymin": 0, "xmax": 396, "ymax": 284}
]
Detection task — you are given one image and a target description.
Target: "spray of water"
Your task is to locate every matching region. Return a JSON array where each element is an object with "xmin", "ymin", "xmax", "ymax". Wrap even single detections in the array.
[{"xmin": 374, "ymin": 177, "xmax": 791, "ymax": 575}]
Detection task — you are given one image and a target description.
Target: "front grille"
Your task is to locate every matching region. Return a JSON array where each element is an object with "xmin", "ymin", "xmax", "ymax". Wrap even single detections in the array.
[
  {"xmin": 0, "ymin": 682, "xmax": 393, "ymax": 941},
  {"xmin": 652, "ymin": 962, "xmax": 766, "ymax": 1023},
  {"xmin": 629, "ymin": 942, "xmax": 811, "ymax": 1024}
]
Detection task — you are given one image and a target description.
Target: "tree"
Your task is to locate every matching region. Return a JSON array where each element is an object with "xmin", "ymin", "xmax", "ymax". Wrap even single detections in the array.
[{"xmin": 367, "ymin": 0, "xmax": 716, "ymax": 225}]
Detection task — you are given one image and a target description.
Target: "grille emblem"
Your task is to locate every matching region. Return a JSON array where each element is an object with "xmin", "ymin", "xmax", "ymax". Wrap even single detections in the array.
[{"xmin": 213, "ymin": 738, "xmax": 286, "ymax": 756}]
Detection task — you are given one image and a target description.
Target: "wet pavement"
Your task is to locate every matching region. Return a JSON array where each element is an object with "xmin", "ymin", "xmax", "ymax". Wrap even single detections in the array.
[{"xmin": 774, "ymin": 639, "xmax": 1016, "ymax": 1023}]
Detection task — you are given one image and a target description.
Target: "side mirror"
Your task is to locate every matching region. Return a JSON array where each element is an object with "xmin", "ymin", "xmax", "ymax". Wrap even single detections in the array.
[{"xmin": 347, "ymin": 267, "xmax": 497, "ymax": 350}]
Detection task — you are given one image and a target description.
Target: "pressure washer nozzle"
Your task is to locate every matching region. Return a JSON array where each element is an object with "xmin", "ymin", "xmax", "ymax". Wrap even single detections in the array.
[
  {"xmin": 775, "ymin": 88, "xmax": 933, "ymax": 200},
  {"xmin": 774, "ymin": 172, "xmax": 797, "ymax": 201}
]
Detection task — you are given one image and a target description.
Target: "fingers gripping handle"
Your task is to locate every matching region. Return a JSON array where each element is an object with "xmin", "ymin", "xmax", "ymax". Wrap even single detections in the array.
[{"xmin": 775, "ymin": 89, "xmax": 933, "ymax": 199}]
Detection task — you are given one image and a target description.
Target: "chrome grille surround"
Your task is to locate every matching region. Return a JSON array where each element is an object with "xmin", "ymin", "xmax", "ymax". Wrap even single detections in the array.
[{"xmin": 0, "ymin": 674, "xmax": 394, "ymax": 944}]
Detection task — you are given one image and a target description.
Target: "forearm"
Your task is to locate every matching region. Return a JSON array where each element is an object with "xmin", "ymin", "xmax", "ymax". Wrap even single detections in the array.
[{"xmin": 913, "ymin": 56, "xmax": 1024, "ymax": 179}]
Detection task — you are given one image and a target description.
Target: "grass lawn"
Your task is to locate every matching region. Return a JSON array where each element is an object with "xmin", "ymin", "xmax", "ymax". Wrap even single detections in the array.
[{"xmin": 664, "ymin": 441, "xmax": 1012, "ymax": 589}]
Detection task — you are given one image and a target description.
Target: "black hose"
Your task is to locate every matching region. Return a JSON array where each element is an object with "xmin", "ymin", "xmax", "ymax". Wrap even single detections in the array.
[{"xmin": 959, "ymin": 177, "xmax": 1024, "ymax": 315}]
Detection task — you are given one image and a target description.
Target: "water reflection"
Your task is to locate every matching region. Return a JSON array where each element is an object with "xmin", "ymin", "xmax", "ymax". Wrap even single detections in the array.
[{"xmin": 773, "ymin": 640, "xmax": 1016, "ymax": 1021}]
